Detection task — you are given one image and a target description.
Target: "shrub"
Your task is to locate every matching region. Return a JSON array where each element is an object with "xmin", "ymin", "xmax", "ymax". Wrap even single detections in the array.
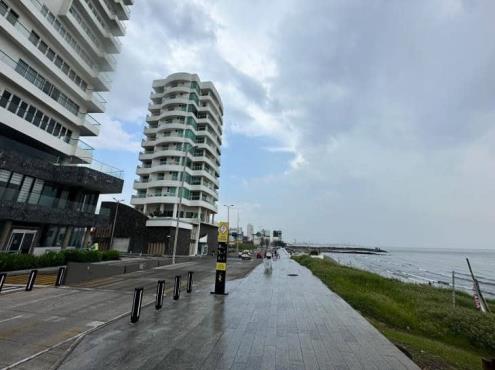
[
  {"xmin": 37, "ymin": 251, "xmax": 65, "ymax": 268},
  {"xmin": 0, "ymin": 253, "xmax": 36, "ymax": 271},
  {"xmin": 0, "ymin": 249, "xmax": 120, "ymax": 272},
  {"xmin": 101, "ymin": 250, "xmax": 120, "ymax": 261}
]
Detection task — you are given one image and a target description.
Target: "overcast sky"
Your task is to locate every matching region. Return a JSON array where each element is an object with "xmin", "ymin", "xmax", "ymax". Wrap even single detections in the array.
[{"xmin": 88, "ymin": 0, "xmax": 495, "ymax": 249}]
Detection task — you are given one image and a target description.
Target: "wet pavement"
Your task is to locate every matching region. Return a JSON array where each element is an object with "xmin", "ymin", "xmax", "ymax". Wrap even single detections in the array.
[
  {"xmin": 57, "ymin": 250, "xmax": 419, "ymax": 370},
  {"xmin": 0, "ymin": 256, "xmax": 259, "ymax": 369}
]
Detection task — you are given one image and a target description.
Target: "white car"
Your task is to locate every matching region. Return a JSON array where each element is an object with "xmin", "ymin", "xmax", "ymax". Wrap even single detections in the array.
[{"xmin": 241, "ymin": 253, "xmax": 251, "ymax": 260}]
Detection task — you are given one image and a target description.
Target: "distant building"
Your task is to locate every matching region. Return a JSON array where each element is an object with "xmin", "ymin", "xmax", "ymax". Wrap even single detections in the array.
[
  {"xmin": 0, "ymin": 0, "xmax": 133, "ymax": 254},
  {"xmin": 246, "ymin": 223, "xmax": 254, "ymax": 241},
  {"xmin": 229, "ymin": 226, "xmax": 242, "ymax": 245},
  {"xmin": 131, "ymin": 73, "xmax": 223, "ymax": 256}
]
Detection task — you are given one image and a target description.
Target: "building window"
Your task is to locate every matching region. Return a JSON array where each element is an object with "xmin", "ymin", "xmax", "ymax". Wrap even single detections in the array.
[
  {"xmin": 0, "ymin": 90, "xmax": 11, "ymax": 107},
  {"xmin": 38, "ymin": 40, "xmax": 48, "ymax": 54},
  {"xmin": 28, "ymin": 31, "xmax": 40, "ymax": 46},
  {"xmin": 0, "ymin": 169, "xmax": 11, "ymax": 199},
  {"xmin": 54, "ymin": 55, "xmax": 63, "ymax": 68},
  {"xmin": 41, "ymin": 226, "xmax": 58, "ymax": 247},
  {"xmin": 0, "ymin": 1, "xmax": 8, "ymax": 16},
  {"xmin": 46, "ymin": 48, "xmax": 55, "ymax": 61},
  {"xmin": 28, "ymin": 179, "xmax": 44, "ymax": 205},
  {"xmin": 38, "ymin": 184, "xmax": 57, "ymax": 207},
  {"xmin": 69, "ymin": 227, "xmax": 86, "ymax": 248},
  {"xmin": 0, "ymin": 88, "xmax": 72, "ymax": 144},
  {"xmin": 46, "ymin": 118, "xmax": 56, "ymax": 134},
  {"xmin": 32, "ymin": 111, "xmax": 43, "ymax": 126},
  {"xmin": 25, "ymin": 106, "xmax": 35, "ymax": 122},
  {"xmin": 17, "ymin": 101, "xmax": 28, "ymax": 118},
  {"xmin": 2, "ymin": 172, "xmax": 23, "ymax": 201},
  {"xmin": 40, "ymin": 115, "xmax": 49, "ymax": 130},
  {"xmin": 6, "ymin": 9, "xmax": 18, "ymax": 25},
  {"xmin": 7, "ymin": 95, "xmax": 20, "ymax": 114},
  {"xmin": 14, "ymin": 59, "xmax": 80, "ymax": 115},
  {"xmin": 53, "ymin": 122, "xmax": 61, "ymax": 137},
  {"xmin": 17, "ymin": 176, "xmax": 34, "ymax": 203}
]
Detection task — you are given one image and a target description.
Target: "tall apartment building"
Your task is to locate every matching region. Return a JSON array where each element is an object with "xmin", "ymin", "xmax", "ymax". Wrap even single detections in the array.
[
  {"xmin": 131, "ymin": 73, "xmax": 222, "ymax": 256},
  {"xmin": 0, "ymin": 0, "xmax": 133, "ymax": 254}
]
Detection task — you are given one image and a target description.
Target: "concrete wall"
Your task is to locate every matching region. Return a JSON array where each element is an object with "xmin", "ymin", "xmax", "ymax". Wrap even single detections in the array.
[
  {"xmin": 146, "ymin": 226, "xmax": 191, "ymax": 255},
  {"xmin": 199, "ymin": 223, "xmax": 218, "ymax": 254},
  {"xmin": 0, "ymin": 199, "xmax": 107, "ymax": 226},
  {"xmin": 64, "ymin": 257, "xmax": 195, "ymax": 284},
  {"xmin": 93, "ymin": 202, "xmax": 148, "ymax": 252}
]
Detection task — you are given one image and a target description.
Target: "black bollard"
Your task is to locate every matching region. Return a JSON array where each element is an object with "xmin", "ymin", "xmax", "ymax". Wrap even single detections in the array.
[
  {"xmin": 173, "ymin": 275, "xmax": 181, "ymax": 300},
  {"xmin": 186, "ymin": 271, "xmax": 193, "ymax": 293},
  {"xmin": 130, "ymin": 287, "xmax": 144, "ymax": 323},
  {"xmin": 55, "ymin": 267, "xmax": 66, "ymax": 287},
  {"xmin": 155, "ymin": 280, "xmax": 165, "ymax": 310},
  {"xmin": 25, "ymin": 270, "xmax": 38, "ymax": 291},
  {"xmin": 0, "ymin": 273, "xmax": 6, "ymax": 293}
]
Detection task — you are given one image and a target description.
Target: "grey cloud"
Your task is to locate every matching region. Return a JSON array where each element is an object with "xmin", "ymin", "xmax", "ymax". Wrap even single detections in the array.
[
  {"xmin": 142, "ymin": 0, "xmax": 216, "ymax": 42},
  {"xmin": 270, "ymin": 0, "xmax": 495, "ymax": 149}
]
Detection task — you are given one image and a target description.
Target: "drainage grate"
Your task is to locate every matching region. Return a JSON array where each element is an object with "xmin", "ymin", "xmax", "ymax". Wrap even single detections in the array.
[{"xmin": 287, "ymin": 274, "xmax": 299, "ymax": 277}]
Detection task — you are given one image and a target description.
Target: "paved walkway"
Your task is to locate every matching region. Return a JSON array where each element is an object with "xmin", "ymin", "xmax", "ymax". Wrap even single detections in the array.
[
  {"xmin": 58, "ymin": 251, "xmax": 419, "ymax": 370},
  {"xmin": 0, "ymin": 258, "xmax": 259, "ymax": 369}
]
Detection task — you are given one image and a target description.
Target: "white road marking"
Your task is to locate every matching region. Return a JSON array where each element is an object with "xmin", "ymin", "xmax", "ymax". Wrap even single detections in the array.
[
  {"xmin": 0, "ymin": 298, "xmax": 155, "ymax": 370},
  {"xmin": 154, "ymin": 261, "xmax": 196, "ymax": 270},
  {"xmin": 0, "ymin": 315, "xmax": 23, "ymax": 324},
  {"xmin": 86, "ymin": 321, "xmax": 105, "ymax": 327}
]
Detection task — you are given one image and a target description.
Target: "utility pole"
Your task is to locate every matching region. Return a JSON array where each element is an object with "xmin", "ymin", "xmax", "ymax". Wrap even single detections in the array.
[
  {"xmin": 236, "ymin": 209, "xmax": 240, "ymax": 255},
  {"xmin": 109, "ymin": 197, "xmax": 124, "ymax": 250}
]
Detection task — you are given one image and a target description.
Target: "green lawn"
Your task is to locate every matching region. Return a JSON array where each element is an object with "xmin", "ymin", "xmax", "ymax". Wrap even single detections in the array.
[{"xmin": 293, "ymin": 255, "xmax": 495, "ymax": 370}]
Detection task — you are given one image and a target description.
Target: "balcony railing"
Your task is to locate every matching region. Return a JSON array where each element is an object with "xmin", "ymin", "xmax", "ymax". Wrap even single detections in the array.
[
  {"xmin": 89, "ymin": 91, "xmax": 107, "ymax": 109},
  {"xmin": 78, "ymin": 113, "xmax": 102, "ymax": 128},
  {"xmin": 29, "ymin": 0, "xmax": 98, "ymax": 71},
  {"xmin": 0, "ymin": 49, "xmax": 80, "ymax": 117},
  {"xmin": 55, "ymin": 158, "xmax": 123, "ymax": 179},
  {"xmin": 69, "ymin": 138, "xmax": 94, "ymax": 152}
]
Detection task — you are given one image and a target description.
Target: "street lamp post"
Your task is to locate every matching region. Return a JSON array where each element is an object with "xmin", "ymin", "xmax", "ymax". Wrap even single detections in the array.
[
  {"xmin": 172, "ymin": 144, "xmax": 194, "ymax": 264},
  {"xmin": 236, "ymin": 209, "xmax": 240, "ymax": 255},
  {"xmin": 223, "ymin": 204, "xmax": 234, "ymax": 248},
  {"xmin": 109, "ymin": 197, "xmax": 124, "ymax": 250}
]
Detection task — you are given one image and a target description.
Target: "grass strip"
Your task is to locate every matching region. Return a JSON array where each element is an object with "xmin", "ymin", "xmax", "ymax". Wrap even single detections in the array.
[{"xmin": 293, "ymin": 255, "xmax": 495, "ymax": 370}]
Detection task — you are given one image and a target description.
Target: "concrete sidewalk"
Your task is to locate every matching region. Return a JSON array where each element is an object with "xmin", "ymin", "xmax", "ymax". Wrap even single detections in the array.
[{"xmin": 58, "ymin": 251, "xmax": 419, "ymax": 370}]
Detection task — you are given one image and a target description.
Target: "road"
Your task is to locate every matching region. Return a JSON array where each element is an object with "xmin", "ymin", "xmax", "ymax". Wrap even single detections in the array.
[{"xmin": 0, "ymin": 256, "xmax": 260, "ymax": 370}]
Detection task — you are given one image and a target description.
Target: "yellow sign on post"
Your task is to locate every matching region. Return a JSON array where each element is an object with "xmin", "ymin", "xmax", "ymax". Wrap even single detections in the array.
[
  {"xmin": 218, "ymin": 222, "xmax": 229, "ymax": 243},
  {"xmin": 216, "ymin": 262, "xmax": 227, "ymax": 271}
]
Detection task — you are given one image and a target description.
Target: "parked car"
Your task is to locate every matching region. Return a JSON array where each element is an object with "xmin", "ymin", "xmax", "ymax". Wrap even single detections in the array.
[{"xmin": 256, "ymin": 251, "xmax": 263, "ymax": 259}]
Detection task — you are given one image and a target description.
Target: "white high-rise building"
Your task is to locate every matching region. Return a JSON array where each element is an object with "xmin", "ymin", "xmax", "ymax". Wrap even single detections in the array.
[
  {"xmin": 246, "ymin": 223, "xmax": 254, "ymax": 241},
  {"xmin": 131, "ymin": 73, "xmax": 223, "ymax": 256},
  {"xmin": 0, "ymin": 0, "xmax": 133, "ymax": 253}
]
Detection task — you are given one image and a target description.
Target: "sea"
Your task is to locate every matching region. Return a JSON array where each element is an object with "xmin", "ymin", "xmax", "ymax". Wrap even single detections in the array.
[{"xmin": 324, "ymin": 248, "xmax": 495, "ymax": 299}]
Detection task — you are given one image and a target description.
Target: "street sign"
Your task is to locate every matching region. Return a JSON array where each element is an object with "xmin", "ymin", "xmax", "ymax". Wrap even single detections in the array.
[
  {"xmin": 218, "ymin": 222, "xmax": 229, "ymax": 243},
  {"xmin": 215, "ymin": 262, "xmax": 226, "ymax": 271}
]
